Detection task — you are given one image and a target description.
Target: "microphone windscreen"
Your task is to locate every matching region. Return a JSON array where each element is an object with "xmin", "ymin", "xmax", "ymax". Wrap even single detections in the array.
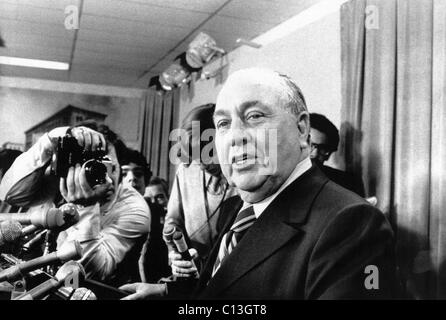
[
  {"xmin": 163, "ymin": 225, "xmax": 176, "ymax": 243},
  {"xmin": 0, "ymin": 220, "xmax": 22, "ymax": 245},
  {"xmin": 59, "ymin": 203, "xmax": 80, "ymax": 229}
]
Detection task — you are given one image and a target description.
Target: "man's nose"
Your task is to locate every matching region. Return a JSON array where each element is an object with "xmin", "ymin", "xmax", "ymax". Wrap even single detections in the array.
[{"xmin": 230, "ymin": 121, "xmax": 249, "ymax": 147}]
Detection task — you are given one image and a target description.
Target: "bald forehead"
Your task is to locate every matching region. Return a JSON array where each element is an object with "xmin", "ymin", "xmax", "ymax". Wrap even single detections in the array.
[
  {"xmin": 220, "ymin": 69, "xmax": 285, "ymax": 94},
  {"xmin": 217, "ymin": 69, "xmax": 288, "ymax": 108}
]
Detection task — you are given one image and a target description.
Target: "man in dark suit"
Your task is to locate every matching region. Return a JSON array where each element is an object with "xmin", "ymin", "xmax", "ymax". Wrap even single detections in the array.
[
  {"xmin": 310, "ymin": 113, "xmax": 365, "ymax": 197},
  {"xmin": 120, "ymin": 68, "xmax": 397, "ymax": 299}
]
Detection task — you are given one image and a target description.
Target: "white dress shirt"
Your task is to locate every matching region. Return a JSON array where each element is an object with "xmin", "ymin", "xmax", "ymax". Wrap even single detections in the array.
[{"xmin": 241, "ymin": 157, "xmax": 312, "ymax": 219}]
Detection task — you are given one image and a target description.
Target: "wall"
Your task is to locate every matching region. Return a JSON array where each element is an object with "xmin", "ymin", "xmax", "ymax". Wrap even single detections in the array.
[
  {"xmin": 178, "ymin": 5, "xmax": 343, "ymax": 168},
  {"xmin": 0, "ymin": 78, "xmax": 145, "ymax": 151}
]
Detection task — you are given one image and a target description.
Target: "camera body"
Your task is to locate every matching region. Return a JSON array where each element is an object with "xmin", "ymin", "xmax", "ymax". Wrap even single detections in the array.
[{"xmin": 55, "ymin": 134, "xmax": 110, "ymax": 188}]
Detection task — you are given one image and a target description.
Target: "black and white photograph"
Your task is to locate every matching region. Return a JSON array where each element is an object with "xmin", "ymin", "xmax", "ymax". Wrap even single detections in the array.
[{"xmin": 0, "ymin": 0, "xmax": 445, "ymax": 309}]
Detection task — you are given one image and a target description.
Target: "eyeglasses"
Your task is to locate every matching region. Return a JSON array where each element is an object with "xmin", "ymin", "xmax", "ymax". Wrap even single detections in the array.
[{"xmin": 311, "ymin": 143, "xmax": 331, "ymax": 156}]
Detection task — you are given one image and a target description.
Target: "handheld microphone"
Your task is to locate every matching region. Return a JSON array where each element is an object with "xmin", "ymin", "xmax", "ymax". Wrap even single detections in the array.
[
  {"xmin": 0, "ymin": 203, "xmax": 79, "ymax": 230},
  {"xmin": 162, "ymin": 225, "xmax": 177, "ymax": 250},
  {"xmin": 0, "ymin": 240, "xmax": 83, "ymax": 283},
  {"xmin": 172, "ymin": 230, "xmax": 192, "ymax": 261},
  {"xmin": 15, "ymin": 261, "xmax": 86, "ymax": 300}
]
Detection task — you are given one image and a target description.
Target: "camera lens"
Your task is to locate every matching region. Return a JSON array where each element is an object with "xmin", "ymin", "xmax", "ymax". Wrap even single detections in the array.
[{"xmin": 83, "ymin": 159, "xmax": 107, "ymax": 187}]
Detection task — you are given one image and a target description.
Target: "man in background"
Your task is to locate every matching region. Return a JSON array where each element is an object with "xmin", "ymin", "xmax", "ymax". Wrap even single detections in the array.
[
  {"xmin": 310, "ymin": 113, "xmax": 365, "ymax": 197},
  {"xmin": 121, "ymin": 150, "xmax": 170, "ymax": 282},
  {"xmin": 144, "ymin": 176, "xmax": 169, "ymax": 213}
]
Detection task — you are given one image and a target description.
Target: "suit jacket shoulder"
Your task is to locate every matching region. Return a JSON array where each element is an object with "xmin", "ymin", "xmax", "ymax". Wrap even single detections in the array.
[{"xmin": 320, "ymin": 165, "xmax": 365, "ymax": 197}]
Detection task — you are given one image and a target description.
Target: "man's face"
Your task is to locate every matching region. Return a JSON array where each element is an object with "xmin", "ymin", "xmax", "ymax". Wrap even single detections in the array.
[
  {"xmin": 310, "ymin": 128, "xmax": 331, "ymax": 165},
  {"xmin": 121, "ymin": 162, "xmax": 146, "ymax": 195},
  {"xmin": 144, "ymin": 184, "xmax": 168, "ymax": 209},
  {"xmin": 214, "ymin": 70, "xmax": 310, "ymax": 203}
]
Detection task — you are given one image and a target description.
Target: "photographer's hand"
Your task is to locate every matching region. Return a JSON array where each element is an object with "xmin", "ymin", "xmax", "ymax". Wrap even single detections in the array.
[
  {"xmin": 70, "ymin": 126, "xmax": 106, "ymax": 151},
  {"xmin": 60, "ymin": 164, "xmax": 113, "ymax": 206},
  {"xmin": 47, "ymin": 126, "xmax": 106, "ymax": 152}
]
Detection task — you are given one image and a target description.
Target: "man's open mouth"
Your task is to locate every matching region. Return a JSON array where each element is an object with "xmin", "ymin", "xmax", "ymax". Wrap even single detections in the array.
[{"xmin": 231, "ymin": 153, "xmax": 257, "ymax": 167}]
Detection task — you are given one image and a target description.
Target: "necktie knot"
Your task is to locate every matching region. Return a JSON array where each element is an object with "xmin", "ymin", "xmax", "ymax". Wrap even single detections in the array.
[{"xmin": 230, "ymin": 206, "xmax": 256, "ymax": 232}]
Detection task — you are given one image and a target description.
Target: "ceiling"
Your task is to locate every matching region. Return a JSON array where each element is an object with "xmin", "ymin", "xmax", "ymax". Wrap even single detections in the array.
[{"xmin": 0, "ymin": 0, "xmax": 319, "ymax": 88}]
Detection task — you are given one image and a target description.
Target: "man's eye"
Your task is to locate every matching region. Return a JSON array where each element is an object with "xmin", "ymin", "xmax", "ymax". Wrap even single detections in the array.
[
  {"xmin": 246, "ymin": 112, "xmax": 264, "ymax": 120},
  {"xmin": 216, "ymin": 120, "xmax": 230, "ymax": 129}
]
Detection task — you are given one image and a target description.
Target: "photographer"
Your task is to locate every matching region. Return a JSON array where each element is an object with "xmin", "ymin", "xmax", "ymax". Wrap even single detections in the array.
[{"xmin": 0, "ymin": 124, "xmax": 151, "ymax": 283}]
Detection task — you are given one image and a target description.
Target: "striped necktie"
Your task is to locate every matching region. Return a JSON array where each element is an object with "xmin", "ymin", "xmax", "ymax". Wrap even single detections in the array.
[{"xmin": 211, "ymin": 205, "xmax": 256, "ymax": 277}]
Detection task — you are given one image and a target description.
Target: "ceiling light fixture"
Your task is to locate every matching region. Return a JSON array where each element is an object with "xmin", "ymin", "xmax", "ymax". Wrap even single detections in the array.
[
  {"xmin": 186, "ymin": 32, "xmax": 225, "ymax": 69},
  {"xmin": 0, "ymin": 56, "xmax": 70, "ymax": 70}
]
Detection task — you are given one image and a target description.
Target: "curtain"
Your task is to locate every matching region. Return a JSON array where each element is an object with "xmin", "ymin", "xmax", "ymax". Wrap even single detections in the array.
[
  {"xmin": 340, "ymin": 0, "xmax": 446, "ymax": 299},
  {"xmin": 140, "ymin": 88, "xmax": 180, "ymax": 188}
]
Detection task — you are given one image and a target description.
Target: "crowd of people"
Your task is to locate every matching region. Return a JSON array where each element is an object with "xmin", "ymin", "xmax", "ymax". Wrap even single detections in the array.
[{"xmin": 0, "ymin": 67, "xmax": 400, "ymax": 300}]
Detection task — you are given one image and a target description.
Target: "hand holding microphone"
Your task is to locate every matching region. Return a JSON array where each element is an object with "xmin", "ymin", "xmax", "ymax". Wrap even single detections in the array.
[{"xmin": 163, "ymin": 226, "xmax": 198, "ymax": 279}]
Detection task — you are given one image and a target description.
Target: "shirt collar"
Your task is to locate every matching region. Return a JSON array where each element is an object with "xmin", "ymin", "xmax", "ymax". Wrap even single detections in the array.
[{"xmin": 240, "ymin": 157, "xmax": 312, "ymax": 219}]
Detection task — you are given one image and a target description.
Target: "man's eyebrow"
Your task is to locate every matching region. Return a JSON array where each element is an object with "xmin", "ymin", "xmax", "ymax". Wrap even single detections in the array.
[
  {"xmin": 213, "ymin": 109, "xmax": 228, "ymax": 120},
  {"xmin": 213, "ymin": 100, "xmax": 265, "ymax": 120},
  {"xmin": 239, "ymin": 100, "xmax": 262, "ymax": 113}
]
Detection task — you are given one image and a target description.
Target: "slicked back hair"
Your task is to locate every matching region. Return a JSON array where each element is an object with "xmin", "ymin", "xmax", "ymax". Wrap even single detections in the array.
[{"xmin": 277, "ymin": 72, "xmax": 308, "ymax": 117}]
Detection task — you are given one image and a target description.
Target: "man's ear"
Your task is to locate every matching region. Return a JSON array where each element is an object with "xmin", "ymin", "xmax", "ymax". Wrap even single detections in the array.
[{"xmin": 296, "ymin": 112, "xmax": 310, "ymax": 148}]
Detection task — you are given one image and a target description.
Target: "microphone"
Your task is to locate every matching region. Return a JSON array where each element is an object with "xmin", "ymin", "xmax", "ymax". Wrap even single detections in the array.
[
  {"xmin": 0, "ymin": 220, "xmax": 22, "ymax": 248},
  {"xmin": 173, "ymin": 230, "xmax": 192, "ymax": 261},
  {"xmin": 0, "ymin": 203, "xmax": 79, "ymax": 230},
  {"xmin": 0, "ymin": 221, "xmax": 41, "ymax": 245},
  {"xmin": 22, "ymin": 230, "xmax": 47, "ymax": 253},
  {"xmin": 0, "ymin": 240, "xmax": 83, "ymax": 283},
  {"xmin": 0, "ymin": 221, "xmax": 40, "ymax": 254},
  {"xmin": 162, "ymin": 225, "xmax": 177, "ymax": 250},
  {"xmin": 14, "ymin": 261, "xmax": 86, "ymax": 300}
]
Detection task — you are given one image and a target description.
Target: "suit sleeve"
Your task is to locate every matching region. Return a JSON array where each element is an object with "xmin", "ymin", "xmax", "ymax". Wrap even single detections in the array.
[{"xmin": 305, "ymin": 204, "xmax": 398, "ymax": 299}]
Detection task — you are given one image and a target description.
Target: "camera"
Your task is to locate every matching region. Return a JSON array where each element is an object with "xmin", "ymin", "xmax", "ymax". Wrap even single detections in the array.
[{"xmin": 54, "ymin": 134, "xmax": 110, "ymax": 188}]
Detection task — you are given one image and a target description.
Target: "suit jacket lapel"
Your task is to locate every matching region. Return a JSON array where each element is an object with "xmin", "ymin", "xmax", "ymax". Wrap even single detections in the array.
[
  {"xmin": 195, "ymin": 195, "xmax": 243, "ymax": 293},
  {"xmin": 198, "ymin": 165, "xmax": 329, "ymax": 298}
]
